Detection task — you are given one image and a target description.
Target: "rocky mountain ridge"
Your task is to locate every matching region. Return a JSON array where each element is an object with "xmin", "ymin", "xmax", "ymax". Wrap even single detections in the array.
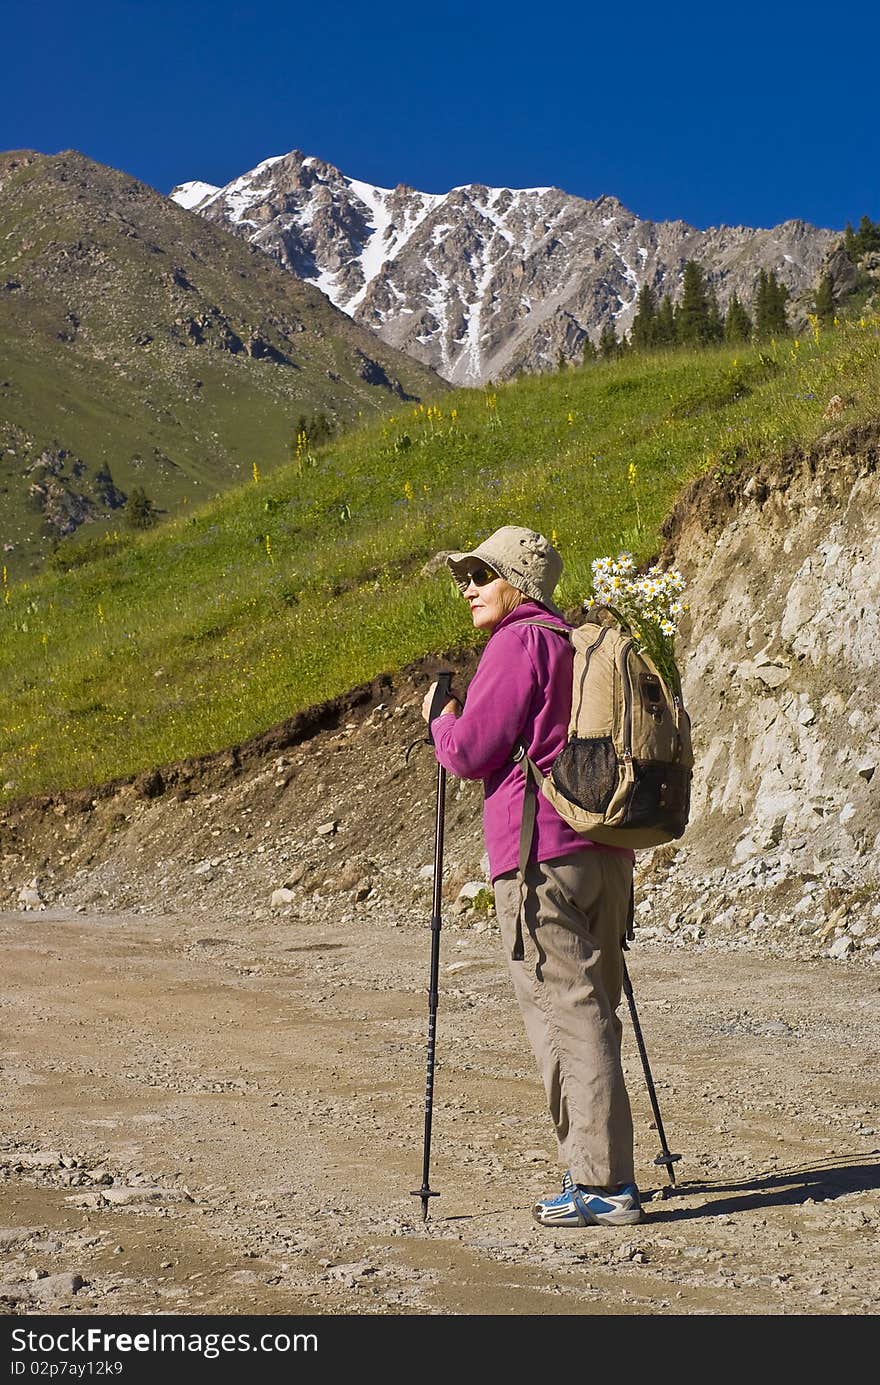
[{"xmin": 172, "ymin": 149, "xmax": 840, "ymax": 385}]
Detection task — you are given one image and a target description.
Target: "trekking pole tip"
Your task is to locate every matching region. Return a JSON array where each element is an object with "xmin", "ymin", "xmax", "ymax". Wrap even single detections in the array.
[
  {"xmin": 411, "ymin": 1188, "xmax": 439, "ymax": 1221},
  {"xmin": 653, "ymin": 1150, "xmax": 681, "ymax": 1188}
]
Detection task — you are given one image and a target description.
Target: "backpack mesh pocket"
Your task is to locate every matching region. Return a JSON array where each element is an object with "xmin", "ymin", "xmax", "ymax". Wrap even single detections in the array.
[{"xmin": 551, "ymin": 736, "xmax": 618, "ymax": 814}]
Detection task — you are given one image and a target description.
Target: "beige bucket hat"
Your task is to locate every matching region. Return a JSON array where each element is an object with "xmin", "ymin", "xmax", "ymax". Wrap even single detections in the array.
[{"xmin": 446, "ymin": 525, "xmax": 564, "ymax": 616}]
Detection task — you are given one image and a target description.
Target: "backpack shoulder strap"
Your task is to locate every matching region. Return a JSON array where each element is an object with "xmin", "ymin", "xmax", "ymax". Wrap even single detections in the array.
[
  {"xmin": 505, "ymin": 618, "xmax": 570, "ymax": 961},
  {"xmin": 508, "ymin": 617, "xmax": 572, "ymax": 638}
]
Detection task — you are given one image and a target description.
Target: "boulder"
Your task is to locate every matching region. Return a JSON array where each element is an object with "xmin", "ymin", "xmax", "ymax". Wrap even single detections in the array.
[{"xmin": 18, "ymin": 877, "xmax": 44, "ymax": 910}]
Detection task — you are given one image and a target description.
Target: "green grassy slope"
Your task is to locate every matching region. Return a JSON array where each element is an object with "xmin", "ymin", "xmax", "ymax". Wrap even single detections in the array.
[
  {"xmin": 1, "ymin": 317, "xmax": 878, "ymax": 801},
  {"xmin": 0, "ymin": 149, "xmax": 445, "ymax": 579}
]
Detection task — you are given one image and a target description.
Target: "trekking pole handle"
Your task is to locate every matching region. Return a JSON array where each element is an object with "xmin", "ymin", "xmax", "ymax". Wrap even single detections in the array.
[{"xmin": 426, "ymin": 671, "xmax": 454, "ymax": 745}]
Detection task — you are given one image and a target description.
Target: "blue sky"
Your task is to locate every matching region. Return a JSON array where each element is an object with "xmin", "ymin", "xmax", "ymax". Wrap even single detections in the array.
[{"xmin": 5, "ymin": 0, "xmax": 878, "ymax": 231}]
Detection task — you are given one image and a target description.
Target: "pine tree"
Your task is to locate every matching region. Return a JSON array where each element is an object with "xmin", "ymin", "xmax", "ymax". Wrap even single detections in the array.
[
  {"xmin": 754, "ymin": 269, "xmax": 789, "ymax": 338},
  {"xmin": 125, "ymin": 486, "xmax": 157, "ymax": 530},
  {"xmin": 724, "ymin": 292, "xmax": 752, "ymax": 343},
  {"xmin": 582, "ymin": 335, "xmax": 598, "ymax": 364},
  {"xmin": 599, "ymin": 323, "xmax": 620, "ymax": 359},
  {"xmin": 773, "ymin": 274, "xmax": 790, "ymax": 334},
  {"xmin": 310, "ymin": 412, "xmax": 334, "ymax": 444},
  {"xmin": 754, "ymin": 270, "xmax": 771, "ymax": 337},
  {"xmin": 654, "ymin": 295, "xmax": 676, "ymax": 346},
  {"xmin": 843, "ymin": 223, "xmax": 859, "ymax": 261},
  {"xmin": 843, "ymin": 216, "xmax": 880, "ymax": 261},
  {"xmin": 629, "ymin": 284, "xmax": 657, "ymax": 350},
  {"xmin": 706, "ymin": 288, "xmax": 724, "ymax": 343},
  {"xmin": 676, "ymin": 261, "xmax": 711, "ymax": 345},
  {"xmin": 814, "ymin": 273, "xmax": 835, "ymax": 324},
  {"xmin": 856, "ymin": 214, "xmax": 880, "ymax": 254}
]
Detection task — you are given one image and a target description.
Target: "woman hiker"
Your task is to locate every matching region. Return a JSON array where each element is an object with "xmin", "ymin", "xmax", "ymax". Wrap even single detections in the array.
[{"xmin": 420, "ymin": 525, "xmax": 642, "ymax": 1227}]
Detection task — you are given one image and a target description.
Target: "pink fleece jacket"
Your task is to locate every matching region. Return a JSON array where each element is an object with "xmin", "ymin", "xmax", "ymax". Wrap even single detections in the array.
[{"xmin": 431, "ymin": 601, "xmax": 633, "ymax": 880}]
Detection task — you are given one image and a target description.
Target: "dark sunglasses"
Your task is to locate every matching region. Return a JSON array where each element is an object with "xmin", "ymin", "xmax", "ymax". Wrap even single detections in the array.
[{"xmin": 463, "ymin": 565, "xmax": 499, "ymax": 587}]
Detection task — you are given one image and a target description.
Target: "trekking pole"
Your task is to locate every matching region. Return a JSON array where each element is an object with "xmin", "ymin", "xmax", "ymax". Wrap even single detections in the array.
[
  {"xmin": 621, "ymin": 956, "xmax": 681, "ymax": 1191},
  {"xmin": 409, "ymin": 672, "xmax": 454, "ymax": 1221}
]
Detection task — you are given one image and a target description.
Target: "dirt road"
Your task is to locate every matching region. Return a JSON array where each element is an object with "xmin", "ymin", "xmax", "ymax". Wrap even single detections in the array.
[{"xmin": 1, "ymin": 902, "xmax": 878, "ymax": 1317}]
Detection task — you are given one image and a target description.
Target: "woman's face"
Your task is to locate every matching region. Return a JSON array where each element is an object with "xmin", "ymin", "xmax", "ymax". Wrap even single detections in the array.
[{"xmin": 463, "ymin": 568, "xmax": 525, "ymax": 631}]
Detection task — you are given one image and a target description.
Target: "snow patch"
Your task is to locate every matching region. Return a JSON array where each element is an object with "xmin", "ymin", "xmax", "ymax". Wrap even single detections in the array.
[
  {"xmin": 209, "ymin": 154, "xmax": 289, "ymax": 225},
  {"xmin": 170, "ymin": 181, "xmax": 220, "ymax": 211},
  {"xmin": 461, "ymin": 249, "xmax": 496, "ymax": 384},
  {"xmin": 342, "ymin": 178, "xmax": 445, "ymax": 314},
  {"xmin": 422, "ymin": 265, "xmax": 451, "ymax": 367},
  {"xmin": 611, "ymin": 243, "xmax": 640, "ymax": 320},
  {"xmin": 450, "ymin": 183, "xmax": 553, "ymax": 197},
  {"xmin": 477, "ymin": 189, "xmax": 516, "ymax": 245},
  {"xmin": 311, "ymin": 264, "xmax": 343, "ymax": 299},
  {"xmin": 251, "ymin": 153, "xmax": 287, "ymax": 176}
]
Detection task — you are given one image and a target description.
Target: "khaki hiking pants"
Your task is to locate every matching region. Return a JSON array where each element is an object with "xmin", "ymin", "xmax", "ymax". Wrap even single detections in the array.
[{"xmin": 493, "ymin": 850, "xmax": 635, "ymax": 1189}]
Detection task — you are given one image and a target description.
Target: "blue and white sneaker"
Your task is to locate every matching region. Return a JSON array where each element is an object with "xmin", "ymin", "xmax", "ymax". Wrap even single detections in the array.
[{"xmin": 532, "ymin": 1170, "xmax": 643, "ymax": 1227}]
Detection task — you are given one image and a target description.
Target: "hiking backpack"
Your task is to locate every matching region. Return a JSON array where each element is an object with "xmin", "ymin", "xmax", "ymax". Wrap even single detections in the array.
[{"xmin": 514, "ymin": 606, "xmax": 694, "ymax": 853}]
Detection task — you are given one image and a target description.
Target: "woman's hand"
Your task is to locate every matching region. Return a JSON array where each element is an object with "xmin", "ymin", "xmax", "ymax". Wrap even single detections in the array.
[{"xmin": 421, "ymin": 682, "xmax": 461, "ymax": 724}]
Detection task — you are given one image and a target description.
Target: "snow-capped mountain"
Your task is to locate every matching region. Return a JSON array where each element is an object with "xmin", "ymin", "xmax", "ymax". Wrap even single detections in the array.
[{"xmin": 171, "ymin": 151, "xmax": 839, "ymax": 386}]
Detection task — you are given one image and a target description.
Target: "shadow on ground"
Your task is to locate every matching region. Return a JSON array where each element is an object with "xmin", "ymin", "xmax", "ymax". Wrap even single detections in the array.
[{"xmin": 645, "ymin": 1154, "xmax": 880, "ymax": 1222}]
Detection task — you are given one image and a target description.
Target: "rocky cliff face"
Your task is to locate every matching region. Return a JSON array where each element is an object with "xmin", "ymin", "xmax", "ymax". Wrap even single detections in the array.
[
  {"xmin": 629, "ymin": 423, "xmax": 880, "ymax": 962},
  {"xmin": 172, "ymin": 150, "xmax": 839, "ymax": 386},
  {"xmin": 669, "ymin": 423, "xmax": 879, "ymax": 865}
]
